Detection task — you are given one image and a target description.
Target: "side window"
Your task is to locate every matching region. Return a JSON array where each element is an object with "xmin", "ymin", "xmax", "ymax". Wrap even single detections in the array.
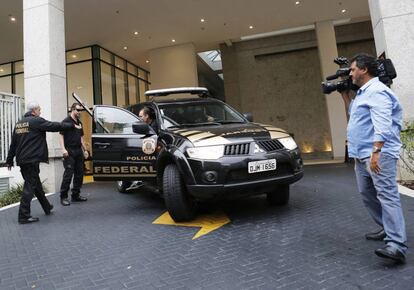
[{"xmin": 94, "ymin": 106, "xmax": 141, "ymax": 134}]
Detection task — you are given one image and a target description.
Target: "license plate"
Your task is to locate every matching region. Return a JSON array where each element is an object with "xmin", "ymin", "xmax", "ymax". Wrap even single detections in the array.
[{"xmin": 248, "ymin": 159, "xmax": 277, "ymax": 173}]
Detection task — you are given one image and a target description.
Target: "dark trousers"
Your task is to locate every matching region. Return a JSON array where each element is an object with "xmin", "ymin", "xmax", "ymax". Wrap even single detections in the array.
[
  {"xmin": 60, "ymin": 149, "xmax": 84, "ymax": 199},
  {"xmin": 19, "ymin": 162, "xmax": 52, "ymax": 220}
]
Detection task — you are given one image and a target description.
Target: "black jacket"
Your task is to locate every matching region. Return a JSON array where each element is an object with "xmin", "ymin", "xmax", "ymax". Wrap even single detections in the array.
[{"xmin": 6, "ymin": 112, "xmax": 75, "ymax": 166}]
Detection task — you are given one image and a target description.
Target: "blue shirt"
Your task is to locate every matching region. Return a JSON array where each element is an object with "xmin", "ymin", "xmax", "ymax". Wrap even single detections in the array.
[{"xmin": 347, "ymin": 77, "xmax": 402, "ymax": 159}]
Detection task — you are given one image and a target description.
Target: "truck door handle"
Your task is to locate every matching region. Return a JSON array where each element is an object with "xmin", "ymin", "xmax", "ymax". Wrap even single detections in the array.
[{"xmin": 94, "ymin": 142, "xmax": 111, "ymax": 148}]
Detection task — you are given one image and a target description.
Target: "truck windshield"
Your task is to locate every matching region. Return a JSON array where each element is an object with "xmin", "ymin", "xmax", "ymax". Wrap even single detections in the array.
[{"xmin": 158, "ymin": 101, "xmax": 246, "ymax": 128}]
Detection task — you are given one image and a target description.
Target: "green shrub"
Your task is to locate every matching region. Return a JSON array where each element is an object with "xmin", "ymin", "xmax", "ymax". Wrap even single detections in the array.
[
  {"xmin": 0, "ymin": 183, "xmax": 23, "ymax": 207},
  {"xmin": 0, "ymin": 181, "xmax": 49, "ymax": 208}
]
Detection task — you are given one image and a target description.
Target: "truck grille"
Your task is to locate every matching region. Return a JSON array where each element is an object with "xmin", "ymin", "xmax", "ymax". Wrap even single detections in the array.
[
  {"xmin": 257, "ymin": 139, "xmax": 284, "ymax": 152},
  {"xmin": 224, "ymin": 143, "xmax": 250, "ymax": 155}
]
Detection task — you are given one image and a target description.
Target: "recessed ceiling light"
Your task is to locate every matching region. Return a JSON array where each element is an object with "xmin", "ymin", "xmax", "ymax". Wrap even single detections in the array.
[
  {"xmin": 123, "ymin": 46, "xmax": 128, "ymax": 50},
  {"xmin": 201, "ymin": 18, "xmax": 205, "ymax": 22},
  {"xmin": 134, "ymin": 31, "xmax": 139, "ymax": 35},
  {"xmin": 172, "ymin": 39, "xmax": 176, "ymax": 43},
  {"xmin": 71, "ymin": 54, "xmax": 77, "ymax": 58},
  {"xmin": 145, "ymin": 60, "xmax": 150, "ymax": 63},
  {"xmin": 341, "ymin": 9, "xmax": 347, "ymax": 13},
  {"xmin": 295, "ymin": 1, "xmax": 300, "ymax": 5},
  {"xmin": 9, "ymin": 15, "xmax": 16, "ymax": 22},
  {"xmin": 0, "ymin": 68, "xmax": 4, "ymax": 72},
  {"xmin": 249, "ymin": 25, "xmax": 254, "ymax": 29}
]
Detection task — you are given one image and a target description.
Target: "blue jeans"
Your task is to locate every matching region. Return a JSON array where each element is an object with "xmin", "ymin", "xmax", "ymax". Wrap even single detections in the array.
[{"xmin": 354, "ymin": 153, "xmax": 407, "ymax": 255}]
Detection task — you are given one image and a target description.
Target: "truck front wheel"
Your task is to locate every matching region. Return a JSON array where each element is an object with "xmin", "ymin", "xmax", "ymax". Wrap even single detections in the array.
[{"xmin": 163, "ymin": 164, "xmax": 196, "ymax": 222}]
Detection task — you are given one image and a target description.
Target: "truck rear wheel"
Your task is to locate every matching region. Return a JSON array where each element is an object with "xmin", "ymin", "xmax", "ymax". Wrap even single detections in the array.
[
  {"xmin": 117, "ymin": 181, "xmax": 132, "ymax": 193},
  {"xmin": 267, "ymin": 184, "xmax": 290, "ymax": 206},
  {"xmin": 163, "ymin": 164, "xmax": 196, "ymax": 222}
]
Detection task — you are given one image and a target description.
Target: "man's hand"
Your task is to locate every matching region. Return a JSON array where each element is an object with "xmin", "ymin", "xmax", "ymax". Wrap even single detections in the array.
[
  {"xmin": 62, "ymin": 149, "xmax": 69, "ymax": 158},
  {"xmin": 370, "ymin": 152, "xmax": 381, "ymax": 174},
  {"xmin": 83, "ymin": 150, "xmax": 89, "ymax": 159}
]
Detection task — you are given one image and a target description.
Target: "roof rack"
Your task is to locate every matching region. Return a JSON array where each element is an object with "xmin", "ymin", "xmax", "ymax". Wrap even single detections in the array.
[{"xmin": 145, "ymin": 87, "xmax": 209, "ymax": 97}]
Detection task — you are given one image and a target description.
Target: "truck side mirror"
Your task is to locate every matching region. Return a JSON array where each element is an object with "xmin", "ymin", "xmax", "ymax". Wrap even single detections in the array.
[
  {"xmin": 132, "ymin": 122, "xmax": 156, "ymax": 136},
  {"xmin": 243, "ymin": 113, "xmax": 253, "ymax": 122}
]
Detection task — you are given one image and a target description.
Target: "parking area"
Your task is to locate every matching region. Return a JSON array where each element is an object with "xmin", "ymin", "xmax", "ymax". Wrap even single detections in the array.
[{"xmin": 0, "ymin": 163, "xmax": 413, "ymax": 290}]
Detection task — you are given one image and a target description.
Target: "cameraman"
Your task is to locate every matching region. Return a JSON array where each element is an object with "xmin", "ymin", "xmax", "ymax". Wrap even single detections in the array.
[{"xmin": 341, "ymin": 53, "xmax": 407, "ymax": 263}]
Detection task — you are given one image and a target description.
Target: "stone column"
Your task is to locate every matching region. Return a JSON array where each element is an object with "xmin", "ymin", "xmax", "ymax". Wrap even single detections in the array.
[
  {"xmin": 368, "ymin": 0, "xmax": 414, "ymax": 123},
  {"xmin": 23, "ymin": 0, "xmax": 67, "ymax": 192},
  {"xmin": 369, "ymin": 0, "xmax": 414, "ymax": 180},
  {"xmin": 315, "ymin": 20, "xmax": 348, "ymax": 159},
  {"xmin": 149, "ymin": 43, "xmax": 198, "ymax": 89}
]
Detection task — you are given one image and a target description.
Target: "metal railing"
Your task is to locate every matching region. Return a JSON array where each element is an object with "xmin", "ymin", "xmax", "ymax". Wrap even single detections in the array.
[{"xmin": 0, "ymin": 92, "xmax": 24, "ymax": 162}]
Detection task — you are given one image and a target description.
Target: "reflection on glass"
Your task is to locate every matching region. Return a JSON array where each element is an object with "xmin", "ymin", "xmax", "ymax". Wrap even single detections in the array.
[
  {"xmin": 138, "ymin": 68, "xmax": 147, "ymax": 80},
  {"xmin": 101, "ymin": 62, "xmax": 113, "ymax": 105},
  {"xmin": 139, "ymin": 79, "xmax": 146, "ymax": 102},
  {"xmin": 15, "ymin": 74, "xmax": 24, "ymax": 96},
  {"xmin": 128, "ymin": 75, "xmax": 138, "ymax": 105},
  {"xmin": 115, "ymin": 56, "xmax": 126, "ymax": 70},
  {"xmin": 100, "ymin": 48, "xmax": 112, "ymax": 64},
  {"xmin": 115, "ymin": 69, "xmax": 126, "ymax": 107},
  {"xmin": 0, "ymin": 76, "xmax": 12, "ymax": 93},
  {"xmin": 127, "ymin": 63, "xmax": 137, "ymax": 75},
  {"xmin": 0, "ymin": 63, "xmax": 12, "ymax": 76},
  {"xmin": 67, "ymin": 62, "xmax": 93, "ymax": 109},
  {"xmin": 14, "ymin": 61, "xmax": 24, "ymax": 73},
  {"xmin": 66, "ymin": 47, "xmax": 92, "ymax": 64},
  {"xmin": 95, "ymin": 106, "xmax": 139, "ymax": 134}
]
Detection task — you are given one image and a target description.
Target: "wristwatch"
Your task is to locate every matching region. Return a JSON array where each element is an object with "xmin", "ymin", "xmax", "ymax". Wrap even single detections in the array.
[{"xmin": 372, "ymin": 146, "xmax": 381, "ymax": 153}]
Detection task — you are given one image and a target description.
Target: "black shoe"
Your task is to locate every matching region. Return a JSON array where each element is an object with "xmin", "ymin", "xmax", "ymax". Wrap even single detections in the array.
[
  {"xmin": 18, "ymin": 217, "xmax": 39, "ymax": 224},
  {"xmin": 60, "ymin": 198, "xmax": 70, "ymax": 206},
  {"xmin": 375, "ymin": 245, "xmax": 406, "ymax": 263},
  {"xmin": 45, "ymin": 204, "xmax": 54, "ymax": 215},
  {"xmin": 365, "ymin": 229, "xmax": 386, "ymax": 241},
  {"xmin": 72, "ymin": 195, "xmax": 87, "ymax": 202}
]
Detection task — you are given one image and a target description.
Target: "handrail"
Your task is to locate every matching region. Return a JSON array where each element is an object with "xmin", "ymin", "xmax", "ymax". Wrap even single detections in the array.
[{"xmin": 0, "ymin": 92, "xmax": 24, "ymax": 162}]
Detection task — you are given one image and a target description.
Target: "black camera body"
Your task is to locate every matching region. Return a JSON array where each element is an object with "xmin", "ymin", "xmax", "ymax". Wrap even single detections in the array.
[{"xmin": 321, "ymin": 56, "xmax": 397, "ymax": 94}]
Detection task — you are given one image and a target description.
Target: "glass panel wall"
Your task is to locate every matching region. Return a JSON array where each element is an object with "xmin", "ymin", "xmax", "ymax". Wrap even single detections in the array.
[
  {"xmin": 115, "ymin": 68, "xmax": 126, "ymax": 107},
  {"xmin": 0, "ymin": 44, "xmax": 151, "ymax": 106},
  {"xmin": 101, "ymin": 62, "xmax": 113, "ymax": 105},
  {"xmin": 67, "ymin": 61, "xmax": 93, "ymax": 108}
]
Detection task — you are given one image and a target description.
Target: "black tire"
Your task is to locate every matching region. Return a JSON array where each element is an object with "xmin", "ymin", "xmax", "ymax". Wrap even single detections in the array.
[
  {"xmin": 267, "ymin": 184, "xmax": 290, "ymax": 206},
  {"xmin": 117, "ymin": 181, "xmax": 132, "ymax": 193},
  {"xmin": 163, "ymin": 164, "xmax": 196, "ymax": 222}
]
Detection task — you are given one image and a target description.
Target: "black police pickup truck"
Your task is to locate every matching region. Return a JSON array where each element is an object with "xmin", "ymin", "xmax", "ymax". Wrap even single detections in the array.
[{"xmin": 74, "ymin": 87, "xmax": 303, "ymax": 221}]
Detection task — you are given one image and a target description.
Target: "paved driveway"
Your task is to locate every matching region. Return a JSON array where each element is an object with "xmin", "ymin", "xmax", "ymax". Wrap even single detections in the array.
[{"xmin": 0, "ymin": 163, "xmax": 413, "ymax": 290}]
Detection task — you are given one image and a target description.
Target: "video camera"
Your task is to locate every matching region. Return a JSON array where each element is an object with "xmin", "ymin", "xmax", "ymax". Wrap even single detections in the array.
[{"xmin": 321, "ymin": 56, "xmax": 397, "ymax": 94}]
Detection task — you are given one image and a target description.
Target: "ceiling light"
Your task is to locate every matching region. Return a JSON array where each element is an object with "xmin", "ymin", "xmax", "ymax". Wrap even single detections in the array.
[
  {"xmin": 201, "ymin": 18, "xmax": 205, "ymax": 22},
  {"xmin": 9, "ymin": 15, "xmax": 16, "ymax": 22},
  {"xmin": 249, "ymin": 25, "xmax": 254, "ymax": 29},
  {"xmin": 341, "ymin": 9, "xmax": 347, "ymax": 13},
  {"xmin": 134, "ymin": 31, "xmax": 139, "ymax": 35},
  {"xmin": 123, "ymin": 46, "xmax": 128, "ymax": 50},
  {"xmin": 0, "ymin": 68, "xmax": 4, "ymax": 72},
  {"xmin": 145, "ymin": 60, "xmax": 150, "ymax": 63},
  {"xmin": 172, "ymin": 39, "xmax": 176, "ymax": 43},
  {"xmin": 295, "ymin": 1, "xmax": 300, "ymax": 4},
  {"xmin": 71, "ymin": 54, "xmax": 77, "ymax": 58}
]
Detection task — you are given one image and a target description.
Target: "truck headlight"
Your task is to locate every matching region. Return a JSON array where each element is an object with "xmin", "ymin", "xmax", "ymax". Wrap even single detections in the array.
[
  {"xmin": 186, "ymin": 145, "xmax": 224, "ymax": 160},
  {"xmin": 279, "ymin": 137, "xmax": 298, "ymax": 150}
]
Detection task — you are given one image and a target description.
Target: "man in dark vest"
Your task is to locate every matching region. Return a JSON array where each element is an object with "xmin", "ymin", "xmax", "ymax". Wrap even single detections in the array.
[
  {"xmin": 6, "ymin": 101, "xmax": 80, "ymax": 224},
  {"xmin": 59, "ymin": 103, "xmax": 89, "ymax": 206}
]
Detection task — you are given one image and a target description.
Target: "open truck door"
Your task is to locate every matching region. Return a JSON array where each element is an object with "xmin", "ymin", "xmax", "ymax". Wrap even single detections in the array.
[{"xmin": 72, "ymin": 93, "xmax": 158, "ymax": 181}]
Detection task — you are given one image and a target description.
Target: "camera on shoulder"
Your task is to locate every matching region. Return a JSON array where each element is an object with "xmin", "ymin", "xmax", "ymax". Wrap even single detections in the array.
[{"xmin": 321, "ymin": 56, "xmax": 397, "ymax": 94}]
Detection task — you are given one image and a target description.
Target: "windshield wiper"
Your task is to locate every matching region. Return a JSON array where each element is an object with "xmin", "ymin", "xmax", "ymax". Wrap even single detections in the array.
[
  {"xmin": 167, "ymin": 122, "xmax": 222, "ymax": 129},
  {"xmin": 215, "ymin": 120, "xmax": 245, "ymax": 124}
]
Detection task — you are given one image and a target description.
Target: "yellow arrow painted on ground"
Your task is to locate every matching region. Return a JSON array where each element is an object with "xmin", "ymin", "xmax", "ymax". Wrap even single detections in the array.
[{"xmin": 153, "ymin": 211, "xmax": 231, "ymax": 239}]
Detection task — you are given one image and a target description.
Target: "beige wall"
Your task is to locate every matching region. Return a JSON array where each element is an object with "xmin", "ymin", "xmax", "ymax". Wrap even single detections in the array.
[
  {"xmin": 221, "ymin": 22, "xmax": 375, "ymax": 159},
  {"xmin": 149, "ymin": 43, "xmax": 198, "ymax": 89}
]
